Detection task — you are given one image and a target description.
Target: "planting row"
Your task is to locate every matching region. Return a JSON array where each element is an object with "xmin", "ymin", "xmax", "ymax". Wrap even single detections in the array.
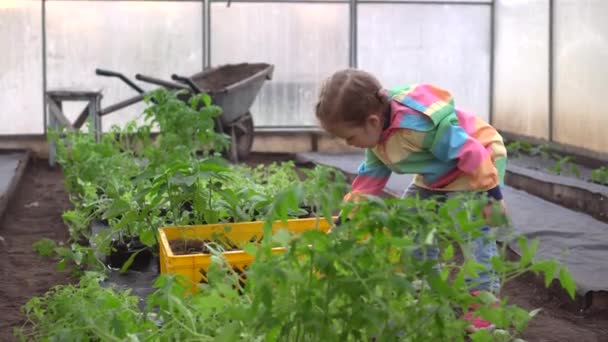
[{"xmin": 48, "ymin": 89, "xmax": 343, "ymax": 272}]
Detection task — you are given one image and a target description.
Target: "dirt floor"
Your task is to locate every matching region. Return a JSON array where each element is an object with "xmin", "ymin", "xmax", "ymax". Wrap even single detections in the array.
[
  {"xmin": 504, "ymin": 270, "xmax": 608, "ymax": 342},
  {"xmin": 0, "ymin": 154, "xmax": 607, "ymax": 341},
  {"xmin": 0, "ymin": 159, "xmax": 73, "ymax": 341}
]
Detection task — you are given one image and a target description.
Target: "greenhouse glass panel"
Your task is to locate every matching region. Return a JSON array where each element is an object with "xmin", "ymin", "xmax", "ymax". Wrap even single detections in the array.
[
  {"xmin": 554, "ymin": 0, "xmax": 608, "ymax": 154},
  {"xmin": 46, "ymin": 1, "xmax": 203, "ymax": 129},
  {"xmin": 358, "ymin": 3, "xmax": 491, "ymax": 121},
  {"xmin": 211, "ymin": 2, "xmax": 349, "ymax": 127},
  {"xmin": 0, "ymin": 1, "xmax": 43, "ymax": 134},
  {"xmin": 493, "ymin": 0, "xmax": 549, "ymax": 139}
]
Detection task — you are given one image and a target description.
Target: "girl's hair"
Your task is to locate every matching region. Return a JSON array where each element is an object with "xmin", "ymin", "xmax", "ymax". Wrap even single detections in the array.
[{"xmin": 315, "ymin": 69, "xmax": 389, "ymax": 126}]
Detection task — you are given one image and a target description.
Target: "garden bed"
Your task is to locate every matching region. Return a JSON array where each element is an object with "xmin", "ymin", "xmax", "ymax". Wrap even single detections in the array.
[
  {"xmin": 506, "ymin": 152, "xmax": 608, "ymax": 223},
  {"xmin": 0, "ymin": 159, "xmax": 73, "ymax": 341},
  {"xmin": 1, "ymin": 155, "xmax": 608, "ymax": 341}
]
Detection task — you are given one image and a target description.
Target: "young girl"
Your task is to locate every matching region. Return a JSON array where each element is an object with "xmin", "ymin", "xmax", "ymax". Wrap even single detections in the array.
[{"xmin": 315, "ymin": 69, "xmax": 507, "ymax": 332}]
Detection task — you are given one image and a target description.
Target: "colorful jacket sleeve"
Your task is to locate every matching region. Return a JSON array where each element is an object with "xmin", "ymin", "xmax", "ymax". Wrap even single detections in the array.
[{"xmin": 344, "ymin": 148, "xmax": 392, "ymax": 201}]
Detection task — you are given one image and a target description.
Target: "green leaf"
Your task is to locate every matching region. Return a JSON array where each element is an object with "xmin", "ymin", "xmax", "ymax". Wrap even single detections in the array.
[
  {"xmin": 202, "ymin": 93, "xmax": 212, "ymax": 107},
  {"xmin": 470, "ymin": 328, "xmax": 493, "ymax": 341},
  {"xmin": 120, "ymin": 249, "xmax": 144, "ymax": 274},
  {"xmin": 477, "ymin": 291, "xmax": 498, "ymax": 305},
  {"xmin": 126, "ymin": 333, "xmax": 141, "ymax": 342},
  {"xmin": 57, "ymin": 259, "xmax": 67, "ymax": 271},
  {"xmin": 559, "ymin": 267, "xmax": 576, "ymax": 299},
  {"xmin": 139, "ymin": 229, "xmax": 156, "ymax": 247},
  {"xmin": 440, "ymin": 268, "xmax": 450, "ymax": 281},
  {"xmin": 272, "ymin": 229, "xmax": 291, "ymax": 246},
  {"xmin": 73, "ymin": 250, "xmax": 84, "ymax": 265},
  {"xmin": 113, "ymin": 210, "xmax": 139, "ymax": 230},
  {"xmin": 216, "ymin": 321, "xmax": 240, "ymax": 341},
  {"xmin": 243, "ymin": 242, "xmax": 257, "ymax": 255},
  {"xmin": 110, "ymin": 316, "xmax": 126, "ymax": 337},
  {"xmin": 518, "ymin": 237, "xmax": 539, "ymax": 266},
  {"xmin": 492, "ymin": 329, "xmax": 510, "ymax": 342},
  {"xmin": 424, "ymin": 228, "xmax": 436, "ymax": 245},
  {"xmin": 442, "ymin": 244, "xmax": 454, "ymax": 261},
  {"xmin": 32, "ymin": 238, "xmax": 57, "ymax": 257},
  {"xmin": 463, "ymin": 260, "xmax": 484, "ymax": 278},
  {"xmin": 169, "ymin": 175, "xmax": 197, "ymax": 186},
  {"xmin": 530, "ymin": 260, "xmax": 558, "ymax": 287}
]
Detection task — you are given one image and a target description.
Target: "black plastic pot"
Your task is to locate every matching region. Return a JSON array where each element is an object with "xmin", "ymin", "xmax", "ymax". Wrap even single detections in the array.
[
  {"xmin": 297, "ymin": 205, "xmax": 316, "ymax": 218},
  {"xmin": 105, "ymin": 237, "xmax": 153, "ymax": 271},
  {"xmin": 159, "ymin": 201, "xmax": 194, "ymax": 218}
]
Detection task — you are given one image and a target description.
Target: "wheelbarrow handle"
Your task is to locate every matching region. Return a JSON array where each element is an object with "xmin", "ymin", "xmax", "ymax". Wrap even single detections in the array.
[
  {"xmin": 95, "ymin": 68, "xmax": 145, "ymax": 94},
  {"xmin": 95, "ymin": 68, "xmax": 118, "ymax": 77},
  {"xmin": 171, "ymin": 74, "xmax": 205, "ymax": 94},
  {"xmin": 135, "ymin": 74, "xmax": 188, "ymax": 90}
]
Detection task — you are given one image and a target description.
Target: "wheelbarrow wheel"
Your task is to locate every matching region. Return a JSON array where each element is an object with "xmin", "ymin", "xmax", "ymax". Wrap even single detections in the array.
[{"xmin": 228, "ymin": 112, "xmax": 254, "ymax": 162}]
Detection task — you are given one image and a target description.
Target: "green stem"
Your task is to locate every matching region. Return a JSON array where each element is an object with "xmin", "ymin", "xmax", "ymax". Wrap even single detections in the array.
[{"xmin": 341, "ymin": 260, "xmax": 387, "ymax": 311}]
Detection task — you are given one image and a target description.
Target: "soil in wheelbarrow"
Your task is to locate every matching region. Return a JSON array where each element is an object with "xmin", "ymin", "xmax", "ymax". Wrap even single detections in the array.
[{"xmin": 193, "ymin": 63, "xmax": 268, "ymax": 92}]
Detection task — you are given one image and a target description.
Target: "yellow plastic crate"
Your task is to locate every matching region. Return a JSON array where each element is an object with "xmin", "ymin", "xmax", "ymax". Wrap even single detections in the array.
[{"xmin": 158, "ymin": 217, "xmax": 332, "ymax": 292}]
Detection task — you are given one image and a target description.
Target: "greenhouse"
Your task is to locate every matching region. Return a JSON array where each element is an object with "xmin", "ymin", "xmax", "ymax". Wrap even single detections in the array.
[{"xmin": 0, "ymin": 0, "xmax": 607, "ymax": 340}]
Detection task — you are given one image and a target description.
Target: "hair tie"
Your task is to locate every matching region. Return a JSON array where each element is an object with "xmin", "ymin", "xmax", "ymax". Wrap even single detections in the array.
[{"xmin": 376, "ymin": 89, "xmax": 389, "ymax": 103}]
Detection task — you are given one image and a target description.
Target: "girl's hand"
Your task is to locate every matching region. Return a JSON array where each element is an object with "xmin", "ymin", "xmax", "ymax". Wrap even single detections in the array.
[
  {"xmin": 327, "ymin": 216, "xmax": 342, "ymax": 234},
  {"xmin": 483, "ymin": 199, "xmax": 508, "ymax": 226}
]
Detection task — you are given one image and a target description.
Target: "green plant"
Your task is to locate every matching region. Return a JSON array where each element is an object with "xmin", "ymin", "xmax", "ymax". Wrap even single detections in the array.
[
  {"xmin": 506, "ymin": 141, "xmax": 532, "ymax": 157},
  {"xmin": 529, "ymin": 144, "xmax": 551, "ymax": 158},
  {"xmin": 33, "ymin": 237, "xmax": 104, "ymax": 275},
  {"xmin": 47, "ymin": 89, "xmax": 239, "ymax": 271},
  {"xmin": 549, "ymin": 155, "xmax": 580, "ymax": 178},
  {"xmin": 19, "ymin": 185, "xmax": 576, "ymax": 341},
  {"xmin": 506, "ymin": 141, "xmax": 552, "ymax": 160},
  {"xmin": 15, "ymin": 272, "xmax": 156, "ymax": 341},
  {"xmin": 229, "ymin": 189, "xmax": 575, "ymax": 341},
  {"xmin": 591, "ymin": 166, "xmax": 608, "ymax": 185},
  {"xmin": 32, "ymin": 238, "xmax": 57, "ymax": 257},
  {"xmin": 141, "ymin": 89, "xmax": 230, "ymax": 165}
]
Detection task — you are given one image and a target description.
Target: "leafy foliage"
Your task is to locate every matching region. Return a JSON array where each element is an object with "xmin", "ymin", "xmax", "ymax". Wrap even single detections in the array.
[
  {"xmin": 21, "ymin": 186, "xmax": 576, "ymax": 341},
  {"xmin": 591, "ymin": 166, "xmax": 608, "ymax": 185}
]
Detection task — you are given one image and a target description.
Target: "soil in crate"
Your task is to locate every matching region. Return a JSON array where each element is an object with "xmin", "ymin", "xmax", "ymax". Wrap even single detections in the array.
[
  {"xmin": 169, "ymin": 238, "xmax": 242, "ymax": 255},
  {"xmin": 193, "ymin": 63, "xmax": 268, "ymax": 92}
]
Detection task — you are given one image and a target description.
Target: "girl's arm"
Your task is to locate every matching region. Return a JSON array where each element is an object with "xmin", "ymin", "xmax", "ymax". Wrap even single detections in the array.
[{"xmin": 344, "ymin": 149, "xmax": 392, "ymax": 201}]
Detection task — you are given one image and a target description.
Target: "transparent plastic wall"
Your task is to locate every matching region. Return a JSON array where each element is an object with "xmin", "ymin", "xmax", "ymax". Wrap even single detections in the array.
[
  {"xmin": 493, "ymin": 0, "xmax": 549, "ymax": 139},
  {"xmin": 46, "ymin": 1, "xmax": 203, "ymax": 129},
  {"xmin": 357, "ymin": 3, "xmax": 491, "ymax": 121},
  {"xmin": 554, "ymin": 0, "xmax": 608, "ymax": 154},
  {"xmin": 211, "ymin": 2, "xmax": 349, "ymax": 127},
  {"xmin": 0, "ymin": 1, "xmax": 43, "ymax": 134}
]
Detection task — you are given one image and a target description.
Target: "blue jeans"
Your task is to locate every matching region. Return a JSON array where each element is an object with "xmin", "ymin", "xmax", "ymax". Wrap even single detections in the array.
[{"xmin": 402, "ymin": 183, "xmax": 501, "ymax": 293}]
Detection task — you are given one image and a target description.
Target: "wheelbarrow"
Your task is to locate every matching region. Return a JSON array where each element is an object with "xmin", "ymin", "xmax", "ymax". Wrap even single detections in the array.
[
  {"xmin": 134, "ymin": 63, "xmax": 274, "ymax": 161},
  {"xmin": 95, "ymin": 63, "xmax": 274, "ymax": 162}
]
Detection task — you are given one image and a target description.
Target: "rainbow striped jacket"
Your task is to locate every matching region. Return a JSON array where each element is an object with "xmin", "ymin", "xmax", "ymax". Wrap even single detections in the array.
[{"xmin": 346, "ymin": 84, "xmax": 507, "ymax": 201}]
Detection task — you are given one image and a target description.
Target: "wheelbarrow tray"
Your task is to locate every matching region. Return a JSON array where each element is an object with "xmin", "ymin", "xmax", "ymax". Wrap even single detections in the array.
[{"xmin": 190, "ymin": 63, "xmax": 274, "ymax": 125}]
